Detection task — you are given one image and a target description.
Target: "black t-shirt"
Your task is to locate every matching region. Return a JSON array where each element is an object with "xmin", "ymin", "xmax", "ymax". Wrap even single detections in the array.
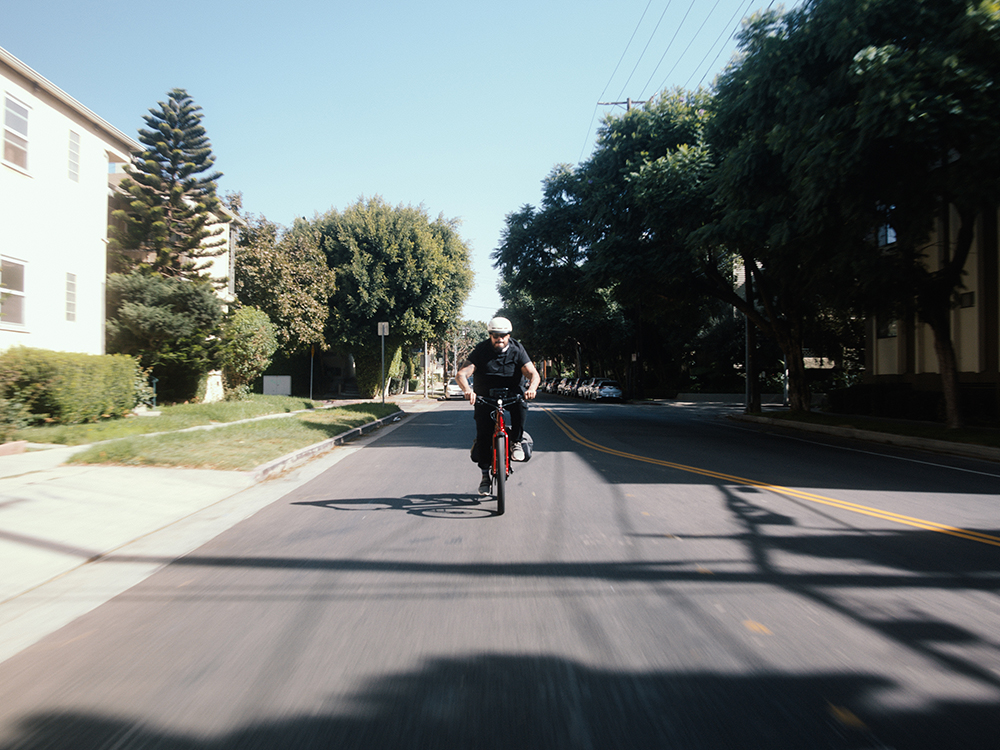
[{"xmin": 468, "ymin": 338, "xmax": 531, "ymax": 397}]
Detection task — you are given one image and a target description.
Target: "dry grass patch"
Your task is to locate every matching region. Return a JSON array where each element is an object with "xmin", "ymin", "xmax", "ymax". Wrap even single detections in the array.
[{"xmin": 67, "ymin": 403, "xmax": 400, "ymax": 470}]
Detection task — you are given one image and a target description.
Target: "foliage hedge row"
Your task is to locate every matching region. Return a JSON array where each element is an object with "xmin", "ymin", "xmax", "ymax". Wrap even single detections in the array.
[{"xmin": 0, "ymin": 347, "xmax": 146, "ymax": 429}]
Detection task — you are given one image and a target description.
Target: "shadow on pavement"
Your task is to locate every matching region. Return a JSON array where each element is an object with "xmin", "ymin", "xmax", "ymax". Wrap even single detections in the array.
[
  {"xmin": 10, "ymin": 653, "xmax": 999, "ymax": 749},
  {"xmin": 291, "ymin": 493, "xmax": 495, "ymax": 519}
]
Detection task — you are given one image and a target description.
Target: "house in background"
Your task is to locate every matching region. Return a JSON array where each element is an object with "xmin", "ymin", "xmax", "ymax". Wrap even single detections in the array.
[
  {"xmin": 865, "ymin": 206, "xmax": 1000, "ymax": 421},
  {"xmin": 1, "ymin": 45, "xmax": 140, "ymax": 356}
]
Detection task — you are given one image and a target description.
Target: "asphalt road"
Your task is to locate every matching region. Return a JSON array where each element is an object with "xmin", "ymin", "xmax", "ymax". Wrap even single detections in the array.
[{"xmin": 1, "ymin": 396, "xmax": 999, "ymax": 749}]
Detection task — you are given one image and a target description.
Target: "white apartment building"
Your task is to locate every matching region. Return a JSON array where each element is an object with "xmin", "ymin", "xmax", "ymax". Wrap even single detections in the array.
[{"xmin": 1, "ymin": 46, "xmax": 140, "ymax": 355}]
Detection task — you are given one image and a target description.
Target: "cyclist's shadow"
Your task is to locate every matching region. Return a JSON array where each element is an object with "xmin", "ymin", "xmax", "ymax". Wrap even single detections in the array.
[{"xmin": 292, "ymin": 494, "xmax": 497, "ymax": 518}]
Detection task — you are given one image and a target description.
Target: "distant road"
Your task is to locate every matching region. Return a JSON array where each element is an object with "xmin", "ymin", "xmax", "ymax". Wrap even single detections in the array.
[{"xmin": 1, "ymin": 396, "xmax": 998, "ymax": 749}]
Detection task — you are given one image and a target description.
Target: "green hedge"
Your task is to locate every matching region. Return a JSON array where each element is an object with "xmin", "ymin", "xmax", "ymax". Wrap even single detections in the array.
[{"xmin": 0, "ymin": 347, "xmax": 145, "ymax": 425}]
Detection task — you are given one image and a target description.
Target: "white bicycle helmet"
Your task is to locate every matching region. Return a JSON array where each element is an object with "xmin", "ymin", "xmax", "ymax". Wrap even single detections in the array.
[{"xmin": 487, "ymin": 316, "xmax": 513, "ymax": 335}]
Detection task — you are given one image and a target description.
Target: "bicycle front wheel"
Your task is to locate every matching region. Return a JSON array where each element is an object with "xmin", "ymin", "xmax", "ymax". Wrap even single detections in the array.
[{"xmin": 494, "ymin": 433, "xmax": 506, "ymax": 515}]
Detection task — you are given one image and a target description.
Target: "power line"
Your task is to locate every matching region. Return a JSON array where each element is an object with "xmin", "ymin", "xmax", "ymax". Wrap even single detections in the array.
[
  {"xmin": 579, "ymin": 0, "xmax": 655, "ymax": 163},
  {"xmin": 644, "ymin": 0, "xmax": 721, "ymax": 98},
  {"xmin": 615, "ymin": 1, "xmax": 673, "ymax": 102},
  {"xmin": 692, "ymin": 0, "xmax": 776, "ymax": 89},
  {"xmin": 599, "ymin": 0, "xmax": 653, "ymax": 103},
  {"xmin": 683, "ymin": 0, "xmax": 754, "ymax": 90},
  {"xmin": 638, "ymin": 0, "xmax": 699, "ymax": 99}
]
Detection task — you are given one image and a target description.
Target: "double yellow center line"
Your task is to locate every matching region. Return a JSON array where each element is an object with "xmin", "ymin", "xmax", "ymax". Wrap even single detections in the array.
[{"xmin": 545, "ymin": 408, "xmax": 1000, "ymax": 548}]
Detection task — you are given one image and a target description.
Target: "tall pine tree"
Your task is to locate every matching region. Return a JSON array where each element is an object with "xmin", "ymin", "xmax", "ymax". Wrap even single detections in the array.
[{"xmin": 110, "ymin": 88, "xmax": 225, "ymax": 281}]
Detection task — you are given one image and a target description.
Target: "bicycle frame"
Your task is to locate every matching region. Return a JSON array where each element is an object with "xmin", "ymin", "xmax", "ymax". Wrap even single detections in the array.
[
  {"xmin": 491, "ymin": 395, "xmax": 511, "ymax": 479},
  {"xmin": 477, "ymin": 388, "xmax": 523, "ymax": 515}
]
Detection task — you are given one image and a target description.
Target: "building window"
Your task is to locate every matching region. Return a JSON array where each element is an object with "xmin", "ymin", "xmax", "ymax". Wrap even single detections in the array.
[
  {"xmin": 874, "ymin": 204, "xmax": 897, "ymax": 248},
  {"xmin": 66, "ymin": 273, "xmax": 77, "ymax": 321},
  {"xmin": 876, "ymin": 224, "xmax": 897, "ymax": 247},
  {"xmin": 1, "ymin": 258, "xmax": 26, "ymax": 326},
  {"xmin": 877, "ymin": 317, "xmax": 898, "ymax": 339},
  {"xmin": 3, "ymin": 96, "xmax": 28, "ymax": 170},
  {"xmin": 68, "ymin": 130, "xmax": 80, "ymax": 182}
]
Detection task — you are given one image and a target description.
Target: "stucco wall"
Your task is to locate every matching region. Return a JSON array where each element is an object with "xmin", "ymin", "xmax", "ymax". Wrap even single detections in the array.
[{"xmin": 1, "ymin": 56, "xmax": 133, "ymax": 356}]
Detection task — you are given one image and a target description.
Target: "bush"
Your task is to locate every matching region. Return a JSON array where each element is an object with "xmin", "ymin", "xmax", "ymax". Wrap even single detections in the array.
[
  {"xmin": 106, "ymin": 272, "xmax": 224, "ymax": 402},
  {"xmin": 0, "ymin": 347, "xmax": 145, "ymax": 425},
  {"xmin": 221, "ymin": 307, "xmax": 279, "ymax": 400}
]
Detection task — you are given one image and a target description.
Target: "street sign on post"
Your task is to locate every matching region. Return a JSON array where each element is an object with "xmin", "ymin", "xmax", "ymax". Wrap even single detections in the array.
[{"xmin": 378, "ymin": 322, "xmax": 389, "ymax": 403}]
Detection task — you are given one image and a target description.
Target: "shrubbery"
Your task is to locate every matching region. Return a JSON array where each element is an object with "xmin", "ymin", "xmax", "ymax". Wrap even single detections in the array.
[
  {"xmin": 106, "ymin": 272, "xmax": 224, "ymax": 403},
  {"xmin": 0, "ymin": 347, "xmax": 146, "ymax": 428},
  {"xmin": 221, "ymin": 307, "xmax": 278, "ymax": 400}
]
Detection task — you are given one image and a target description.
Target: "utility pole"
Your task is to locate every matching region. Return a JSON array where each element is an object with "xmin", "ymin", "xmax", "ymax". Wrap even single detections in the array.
[
  {"xmin": 597, "ymin": 98, "xmax": 650, "ymax": 111},
  {"xmin": 744, "ymin": 263, "xmax": 761, "ymax": 414}
]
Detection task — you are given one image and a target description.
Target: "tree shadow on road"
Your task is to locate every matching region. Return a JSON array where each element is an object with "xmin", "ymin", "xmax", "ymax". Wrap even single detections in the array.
[{"xmin": 10, "ymin": 653, "xmax": 997, "ymax": 749}]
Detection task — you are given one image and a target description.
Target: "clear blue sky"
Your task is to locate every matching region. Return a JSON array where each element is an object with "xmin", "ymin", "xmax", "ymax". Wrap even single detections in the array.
[{"xmin": 5, "ymin": 0, "xmax": 794, "ymax": 322}]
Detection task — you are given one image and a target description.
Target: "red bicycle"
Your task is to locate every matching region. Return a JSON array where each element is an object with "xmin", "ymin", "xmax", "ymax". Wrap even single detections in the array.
[{"xmin": 477, "ymin": 388, "xmax": 524, "ymax": 515}]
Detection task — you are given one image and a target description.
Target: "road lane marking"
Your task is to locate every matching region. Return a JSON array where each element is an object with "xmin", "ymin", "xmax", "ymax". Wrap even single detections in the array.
[
  {"xmin": 743, "ymin": 620, "xmax": 772, "ymax": 635},
  {"xmin": 544, "ymin": 408, "xmax": 1000, "ymax": 548}
]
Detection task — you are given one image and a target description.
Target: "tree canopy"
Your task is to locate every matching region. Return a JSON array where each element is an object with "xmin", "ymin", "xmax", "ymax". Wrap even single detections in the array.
[
  {"xmin": 234, "ymin": 211, "xmax": 336, "ymax": 355},
  {"xmin": 706, "ymin": 0, "xmax": 1000, "ymax": 423},
  {"xmin": 109, "ymin": 88, "xmax": 225, "ymax": 282},
  {"xmin": 494, "ymin": 0, "xmax": 1000, "ymax": 422},
  {"xmin": 316, "ymin": 197, "xmax": 473, "ymax": 396}
]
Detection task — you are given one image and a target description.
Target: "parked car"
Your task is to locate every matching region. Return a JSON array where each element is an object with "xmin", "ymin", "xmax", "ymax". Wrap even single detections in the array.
[
  {"xmin": 559, "ymin": 378, "xmax": 579, "ymax": 396},
  {"xmin": 591, "ymin": 379, "xmax": 623, "ymax": 402},
  {"xmin": 444, "ymin": 378, "xmax": 465, "ymax": 399}
]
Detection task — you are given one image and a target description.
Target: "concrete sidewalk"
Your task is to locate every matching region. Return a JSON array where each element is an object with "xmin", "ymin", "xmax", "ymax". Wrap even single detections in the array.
[{"xmin": 0, "ymin": 396, "xmax": 444, "ymax": 664}]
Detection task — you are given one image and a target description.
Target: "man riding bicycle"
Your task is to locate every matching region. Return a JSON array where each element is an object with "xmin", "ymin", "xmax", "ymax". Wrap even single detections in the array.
[{"xmin": 456, "ymin": 316, "xmax": 541, "ymax": 495}]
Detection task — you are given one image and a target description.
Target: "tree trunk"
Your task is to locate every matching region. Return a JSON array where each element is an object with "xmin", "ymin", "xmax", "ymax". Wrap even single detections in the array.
[
  {"xmin": 781, "ymin": 334, "xmax": 811, "ymax": 412},
  {"xmin": 915, "ymin": 204, "xmax": 976, "ymax": 429},
  {"xmin": 930, "ymin": 320, "xmax": 963, "ymax": 429}
]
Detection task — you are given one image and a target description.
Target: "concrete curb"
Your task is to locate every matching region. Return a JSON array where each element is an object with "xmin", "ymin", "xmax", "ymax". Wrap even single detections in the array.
[
  {"xmin": 252, "ymin": 412, "xmax": 408, "ymax": 481},
  {"xmin": 731, "ymin": 413, "xmax": 1000, "ymax": 463}
]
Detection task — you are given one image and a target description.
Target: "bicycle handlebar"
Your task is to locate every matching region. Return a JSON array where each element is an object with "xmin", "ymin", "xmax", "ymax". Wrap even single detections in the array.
[{"xmin": 474, "ymin": 389, "xmax": 525, "ymax": 407}]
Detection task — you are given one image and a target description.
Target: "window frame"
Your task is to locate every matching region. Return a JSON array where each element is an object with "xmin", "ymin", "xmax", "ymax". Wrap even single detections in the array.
[
  {"xmin": 0, "ymin": 256, "xmax": 27, "ymax": 327},
  {"xmin": 65, "ymin": 272, "xmax": 77, "ymax": 322},
  {"xmin": 3, "ymin": 94, "xmax": 29, "ymax": 172},
  {"xmin": 68, "ymin": 130, "xmax": 81, "ymax": 182}
]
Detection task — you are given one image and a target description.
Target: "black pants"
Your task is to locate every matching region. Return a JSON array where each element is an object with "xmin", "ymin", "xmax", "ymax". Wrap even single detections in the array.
[{"xmin": 473, "ymin": 399, "xmax": 527, "ymax": 471}]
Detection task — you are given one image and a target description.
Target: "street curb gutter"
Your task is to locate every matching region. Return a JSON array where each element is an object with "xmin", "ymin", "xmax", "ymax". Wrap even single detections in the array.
[
  {"xmin": 731, "ymin": 414, "xmax": 1000, "ymax": 463},
  {"xmin": 252, "ymin": 412, "xmax": 407, "ymax": 481}
]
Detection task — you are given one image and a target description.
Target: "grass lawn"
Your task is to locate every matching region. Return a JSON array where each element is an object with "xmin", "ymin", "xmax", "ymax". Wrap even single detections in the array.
[
  {"xmin": 15, "ymin": 395, "xmax": 324, "ymax": 446},
  {"xmin": 66, "ymin": 403, "xmax": 400, "ymax": 470}
]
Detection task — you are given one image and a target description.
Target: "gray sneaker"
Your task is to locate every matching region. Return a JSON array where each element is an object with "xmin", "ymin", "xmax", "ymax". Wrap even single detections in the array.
[
  {"xmin": 511, "ymin": 442, "xmax": 525, "ymax": 461},
  {"xmin": 478, "ymin": 472, "xmax": 492, "ymax": 496}
]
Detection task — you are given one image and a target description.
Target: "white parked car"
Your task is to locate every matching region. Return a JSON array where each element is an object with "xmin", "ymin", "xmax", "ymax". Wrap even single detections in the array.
[
  {"xmin": 445, "ymin": 378, "xmax": 465, "ymax": 399},
  {"xmin": 591, "ymin": 380, "xmax": 623, "ymax": 402}
]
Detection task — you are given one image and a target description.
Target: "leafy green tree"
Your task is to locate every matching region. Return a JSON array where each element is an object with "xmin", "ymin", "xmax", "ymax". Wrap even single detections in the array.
[
  {"xmin": 493, "ymin": 91, "xmax": 724, "ymax": 397},
  {"xmin": 109, "ymin": 88, "xmax": 225, "ymax": 281},
  {"xmin": 234, "ymin": 213, "xmax": 336, "ymax": 354},
  {"xmin": 221, "ymin": 307, "xmax": 279, "ymax": 399},
  {"xmin": 106, "ymin": 273, "xmax": 223, "ymax": 402},
  {"xmin": 710, "ymin": 0, "xmax": 1000, "ymax": 425},
  {"xmin": 316, "ymin": 197, "xmax": 473, "ymax": 397}
]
